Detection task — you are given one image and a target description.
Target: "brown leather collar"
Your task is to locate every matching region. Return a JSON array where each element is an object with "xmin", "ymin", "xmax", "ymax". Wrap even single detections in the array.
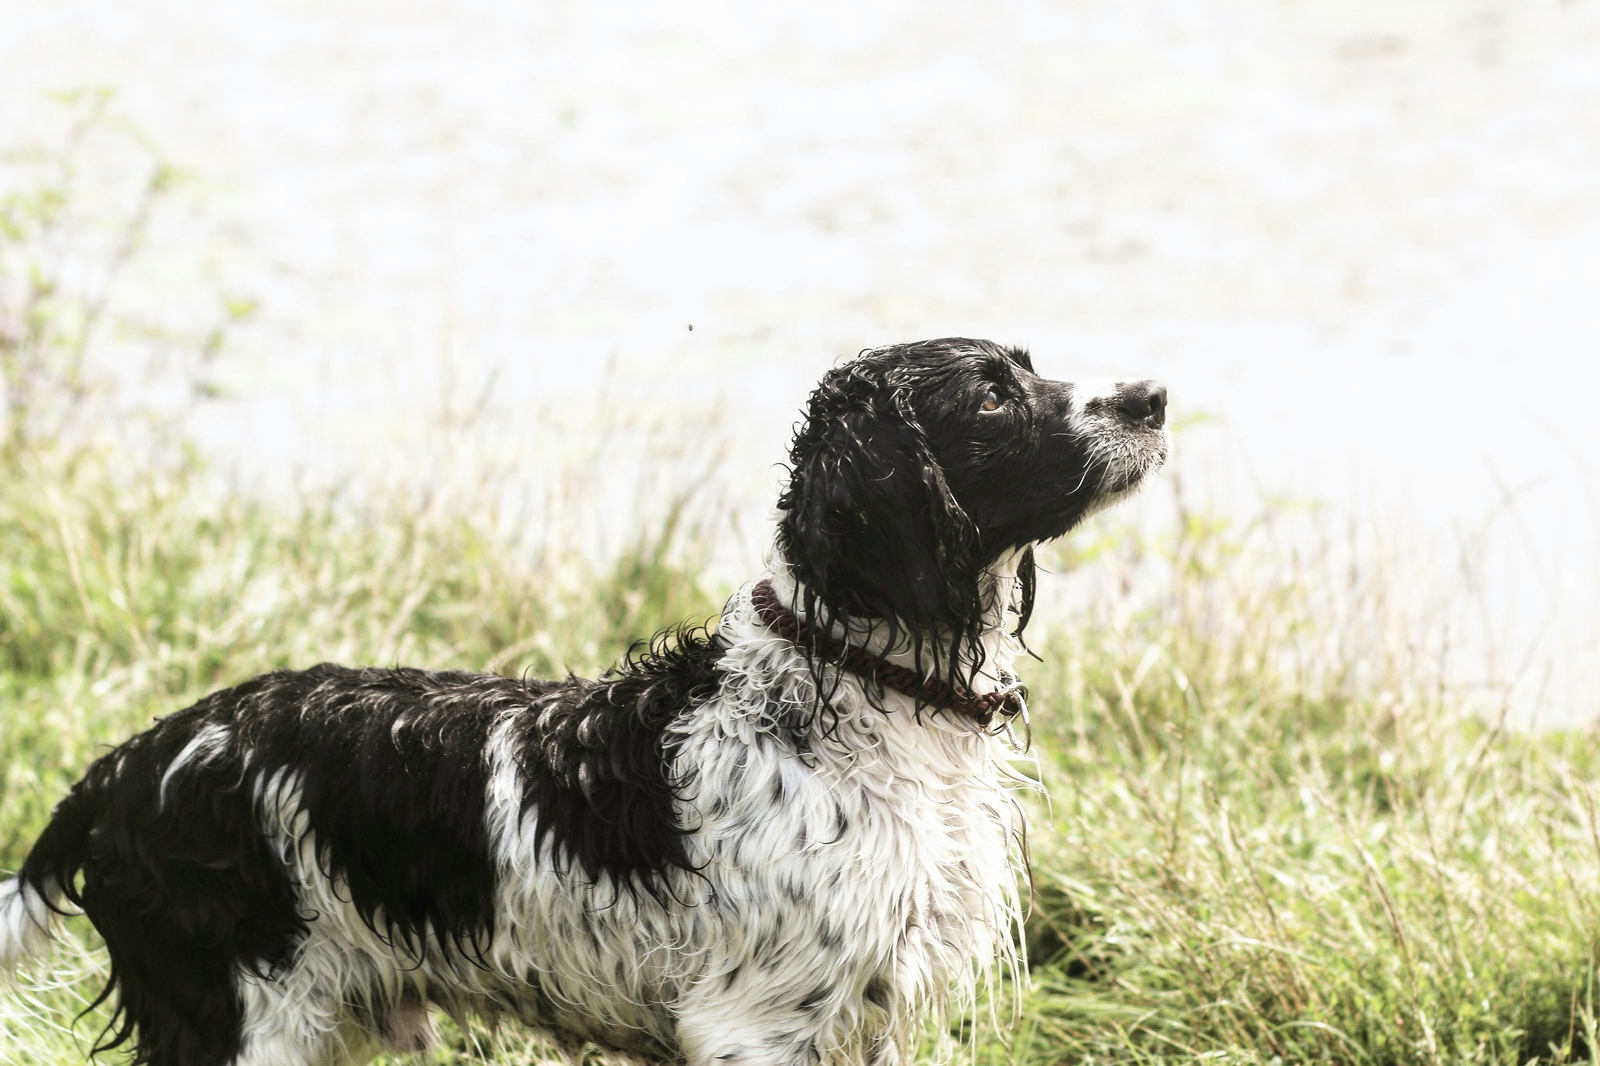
[{"xmin": 749, "ymin": 580, "xmax": 1024, "ymax": 728}]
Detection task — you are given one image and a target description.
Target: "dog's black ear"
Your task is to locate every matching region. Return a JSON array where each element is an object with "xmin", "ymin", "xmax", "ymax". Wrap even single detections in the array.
[
  {"xmin": 777, "ymin": 370, "xmax": 981, "ymax": 643},
  {"xmin": 1014, "ymin": 544, "xmax": 1036, "ymax": 636}
]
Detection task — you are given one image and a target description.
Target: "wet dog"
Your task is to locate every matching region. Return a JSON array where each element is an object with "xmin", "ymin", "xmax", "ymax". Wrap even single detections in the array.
[{"xmin": 0, "ymin": 338, "xmax": 1167, "ymax": 1066}]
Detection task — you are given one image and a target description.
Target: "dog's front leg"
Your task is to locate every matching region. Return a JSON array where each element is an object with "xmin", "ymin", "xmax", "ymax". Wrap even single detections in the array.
[
  {"xmin": 676, "ymin": 1010, "xmax": 819, "ymax": 1066},
  {"xmin": 674, "ymin": 963, "xmax": 908, "ymax": 1066},
  {"xmin": 675, "ymin": 972, "xmax": 835, "ymax": 1066}
]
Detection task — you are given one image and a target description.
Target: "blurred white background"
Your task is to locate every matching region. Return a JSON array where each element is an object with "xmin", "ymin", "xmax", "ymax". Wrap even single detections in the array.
[{"xmin": 3, "ymin": 0, "xmax": 1598, "ymax": 717}]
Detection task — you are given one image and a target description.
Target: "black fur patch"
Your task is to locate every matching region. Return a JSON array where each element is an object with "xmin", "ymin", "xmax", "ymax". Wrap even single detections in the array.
[
  {"xmin": 505, "ymin": 625, "xmax": 724, "ymax": 893},
  {"xmin": 23, "ymin": 700, "xmax": 302, "ymax": 1066},
  {"xmin": 230, "ymin": 664, "xmax": 518, "ymax": 956}
]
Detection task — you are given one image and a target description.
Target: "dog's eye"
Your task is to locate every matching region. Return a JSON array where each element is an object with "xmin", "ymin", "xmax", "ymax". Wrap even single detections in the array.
[{"xmin": 980, "ymin": 388, "xmax": 1002, "ymax": 412}]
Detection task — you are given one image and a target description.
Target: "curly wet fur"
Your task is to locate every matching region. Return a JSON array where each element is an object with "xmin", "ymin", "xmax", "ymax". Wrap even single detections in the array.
[{"xmin": 0, "ymin": 338, "xmax": 1168, "ymax": 1066}]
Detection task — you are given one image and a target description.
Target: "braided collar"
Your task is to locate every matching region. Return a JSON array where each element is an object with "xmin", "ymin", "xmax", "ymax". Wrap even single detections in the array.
[{"xmin": 749, "ymin": 580, "xmax": 1025, "ymax": 728}]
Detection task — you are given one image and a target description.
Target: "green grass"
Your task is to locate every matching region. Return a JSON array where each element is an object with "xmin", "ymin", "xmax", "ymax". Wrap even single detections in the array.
[
  {"xmin": 984, "ymin": 522, "xmax": 1600, "ymax": 1066},
  {"xmin": 2, "ymin": 444, "xmax": 1600, "ymax": 1065}
]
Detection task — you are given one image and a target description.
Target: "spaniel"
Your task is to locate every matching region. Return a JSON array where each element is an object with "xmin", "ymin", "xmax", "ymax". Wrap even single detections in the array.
[{"xmin": 1, "ymin": 339, "xmax": 1168, "ymax": 1066}]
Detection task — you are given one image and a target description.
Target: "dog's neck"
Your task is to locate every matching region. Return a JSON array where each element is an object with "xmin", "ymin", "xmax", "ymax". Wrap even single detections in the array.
[{"xmin": 760, "ymin": 545, "xmax": 1030, "ymax": 697}]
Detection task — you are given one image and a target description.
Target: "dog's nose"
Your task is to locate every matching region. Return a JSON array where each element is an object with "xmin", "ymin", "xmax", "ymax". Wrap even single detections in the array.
[{"xmin": 1116, "ymin": 380, "xmax": 1167, "ymax": 429}]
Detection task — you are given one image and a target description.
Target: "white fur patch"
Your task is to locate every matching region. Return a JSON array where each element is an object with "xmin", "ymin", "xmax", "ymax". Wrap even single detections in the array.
[
  {"xmin": 159, "ymin": 722, "xmax": 234, "ymax": 809},
  {"xmin": 0, "ymin": 876, "xmax": 59, "ymax": 981}
]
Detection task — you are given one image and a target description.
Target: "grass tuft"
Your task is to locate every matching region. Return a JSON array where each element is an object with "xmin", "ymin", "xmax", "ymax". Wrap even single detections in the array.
[{"xmin": 944, "ymin": 514, "xmax": 1600, "ymax": 1066}]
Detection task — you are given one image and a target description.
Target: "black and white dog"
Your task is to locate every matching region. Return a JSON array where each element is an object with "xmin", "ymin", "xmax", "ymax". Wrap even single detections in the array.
[{"xmin": 0, "ymin": 339, "xmax": 1167, "ymax": 1066}]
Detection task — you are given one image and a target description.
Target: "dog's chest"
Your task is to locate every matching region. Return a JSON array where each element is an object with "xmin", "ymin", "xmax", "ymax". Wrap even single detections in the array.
[{"xmin": 678, "ymin": 689, "xmax": 1018, "ymax": 1015}]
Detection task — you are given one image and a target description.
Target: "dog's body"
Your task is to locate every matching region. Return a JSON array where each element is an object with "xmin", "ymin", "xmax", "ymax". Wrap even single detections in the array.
[{"xmin": 0, "ymin": 340, "xmax": 1168, "ymax": 1066}]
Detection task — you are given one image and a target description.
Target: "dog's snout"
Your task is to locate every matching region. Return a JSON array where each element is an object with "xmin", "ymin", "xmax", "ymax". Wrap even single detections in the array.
[{"xmin": 1116, "ymin": 380, "xmax": 1167, "ymax": 429}]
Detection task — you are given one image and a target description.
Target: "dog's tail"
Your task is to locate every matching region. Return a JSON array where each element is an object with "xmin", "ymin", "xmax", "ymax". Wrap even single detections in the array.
[{"xmin": 1, "ymin": 785, "xmax": 94, "ymax": 979}]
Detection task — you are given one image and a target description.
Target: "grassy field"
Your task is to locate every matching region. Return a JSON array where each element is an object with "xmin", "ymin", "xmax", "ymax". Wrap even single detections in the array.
[
  {"xmin": 6, "ymin": 101, "xmax": 1600, "ymax": 1066},
  {"xmin": 3, "ymin": 442, "xmax": 1600, "ymax": 1065}
]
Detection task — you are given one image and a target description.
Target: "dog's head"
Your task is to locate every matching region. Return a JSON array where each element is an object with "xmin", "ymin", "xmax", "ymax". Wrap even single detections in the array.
[{"xmin": 777, "ymin": 337, "xmax": 1168, "ymax": 685}]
